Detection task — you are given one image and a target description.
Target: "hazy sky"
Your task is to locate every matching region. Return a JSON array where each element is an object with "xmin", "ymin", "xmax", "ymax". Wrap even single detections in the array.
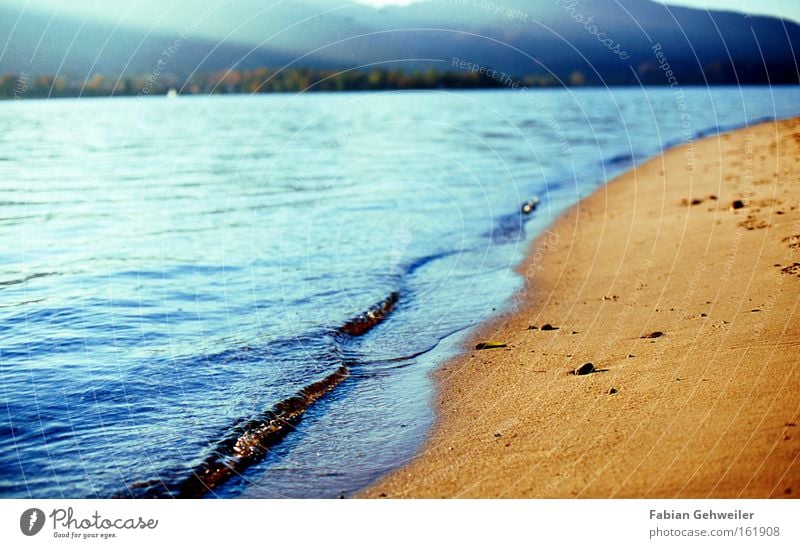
[
  {"xmin": 656, "ymin": 0, "xmax": 799, "ymax": 21},
  {"xmin": 357, "ymin": 0, "xmax": 800, "ymax": 21},
  {"xmin": 3, "ymin": 0, "xmax": 798, "ymax": 24}
]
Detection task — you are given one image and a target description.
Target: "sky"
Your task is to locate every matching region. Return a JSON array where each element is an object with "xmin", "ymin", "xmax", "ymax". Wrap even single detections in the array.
[
  {"xmin": 656, "ymin": 0, "xmax": 800, "ymax": 21},
  {"xmin": 2, "ymin": 0, "xmax": 798, "ymax": 24},
  {"xmin": 356, "ymin": 0, "xmax": 800, "ymax": 22}
]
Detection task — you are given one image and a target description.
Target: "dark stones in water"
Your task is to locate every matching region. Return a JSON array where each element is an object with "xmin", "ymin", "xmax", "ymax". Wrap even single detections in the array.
[
  {"xmin": 176, "ymin": 365, "xmax": 349, "ymax": 498},
  {"xmin": 127, "ymin": 291, "xmax": 403, "ymax": 498},
  {"xmin": 338, "ymin": 292, "xmax": 399, "ymax": 336},
  {"xmin": 574, "ymin": 362, "xmax": 595, "ymax": 375},
  {"xmin": 488, "ymin": 198, "xmax": 541, "ymax": 244},
  {"xmin": 521, "ymin": 197, "xmax": 540, "ymax": 215}
]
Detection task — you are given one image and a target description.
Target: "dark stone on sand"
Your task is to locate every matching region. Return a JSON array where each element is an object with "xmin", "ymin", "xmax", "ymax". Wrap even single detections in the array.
[
  {"xmin": 541, "ymin": 323, "xmax": 559, "ymax": 331},
  {"xmin": 475, "ymin": 341, "xmax": 507, "ymax": 350},
  {"xmin": 528, "ymin": 325, "xmax": 539, "ymax": 330},
  {"xmin": 642, "ymin": 331, "xmax": 664, "ymax": 339},
  {"xmin": 731, "ymin": 199, "xmax": 745, "ymax": 209},
  {"xmin": 574, "ymin": 362, "xmax": 595, "ymax": 375},
  {"xmin": 609, "ymin": 388, "xmax": 618, "ymax": 394},
  {"xmin": 700, "ymin": 313, "xmax": 707, "ymax": 317},
  {"xmin": 690, "ymin": 198, "xmax": 703, "ymax": 205}
]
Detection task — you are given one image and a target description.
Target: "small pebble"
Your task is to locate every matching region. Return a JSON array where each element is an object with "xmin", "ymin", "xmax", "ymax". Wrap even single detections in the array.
[
  {"xmin": 574, "ymin": 362, "xmax": 595, "ymax": 375},
  {"xmin": 609, "ymin": 388, "xmax": 618, "ymax": 395}
]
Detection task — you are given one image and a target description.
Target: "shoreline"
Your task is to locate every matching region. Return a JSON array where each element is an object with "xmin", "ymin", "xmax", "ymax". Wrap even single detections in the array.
[{"xmin": 362, "ymin": 117, "xmax": 800, "ymax": 498}]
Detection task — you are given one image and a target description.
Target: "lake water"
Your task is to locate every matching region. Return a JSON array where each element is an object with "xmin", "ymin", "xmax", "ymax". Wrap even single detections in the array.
[{"xmin": 1, "ymin": 86, "xmax": 799, "ymax": 498}]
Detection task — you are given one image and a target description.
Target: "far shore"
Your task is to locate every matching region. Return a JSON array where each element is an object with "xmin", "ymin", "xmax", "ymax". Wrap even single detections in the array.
[{"xmin": 362, "ymin": 117, "xmax": 800, "ymax": 498}]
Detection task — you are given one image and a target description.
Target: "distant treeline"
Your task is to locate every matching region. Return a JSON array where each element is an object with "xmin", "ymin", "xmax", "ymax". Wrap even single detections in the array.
[
  {"xmin": 1, "ymin": 67, "xmax": 562, "ymax": 99},
  {"xmin": 0, "ymin": 64, "xmax": 791, "ymax": 99}
]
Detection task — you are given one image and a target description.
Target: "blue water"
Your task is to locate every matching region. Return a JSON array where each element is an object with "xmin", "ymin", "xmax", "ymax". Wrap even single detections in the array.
[{"xmin": 1, "ymin": 86, "xmax": 799, "ymax": 498}]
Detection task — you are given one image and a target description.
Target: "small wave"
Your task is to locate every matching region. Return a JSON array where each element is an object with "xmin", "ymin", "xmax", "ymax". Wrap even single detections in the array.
[
  {"xmin": 487, "ymin": 211, "xmax": 525, "ymax": 244},
  {"xmin": 0, "ymin": 271, "xmax": 57, "ymax": 289},
  {"xmin": 483, "ymin": 198, "xmax": 543, "ymax": 245},
  {"xmin": 403, "ymin": 251, "xmax": 459, "ymax": 276},
  {"xmin": 603, "ymin": 152, "xmax": 635, "ymax": 166}
]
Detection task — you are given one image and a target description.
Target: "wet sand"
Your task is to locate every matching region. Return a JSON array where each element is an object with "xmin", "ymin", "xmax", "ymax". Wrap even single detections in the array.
[{"xmin": 363, "ymin": 117, "xmax": 800, "ymax": 498}]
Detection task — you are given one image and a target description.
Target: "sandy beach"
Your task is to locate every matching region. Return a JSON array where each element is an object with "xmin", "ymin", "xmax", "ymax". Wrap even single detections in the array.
[{"xmin": 363, "ymin": 117, "xmax": 800, "ymax": 498}]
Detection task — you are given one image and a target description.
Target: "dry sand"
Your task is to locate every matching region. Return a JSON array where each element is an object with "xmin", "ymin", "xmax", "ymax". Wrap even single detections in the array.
[{"xmin": 362, "ymin": 117, "xmax": 800, "ymax": 498}]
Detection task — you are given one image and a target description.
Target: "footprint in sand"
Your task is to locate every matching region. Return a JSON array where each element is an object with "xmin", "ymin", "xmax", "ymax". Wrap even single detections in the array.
[
  {"xmin": 782, "ymin": 234, "xmax": 800, "ymax": 249},
  {"xmin": 738, "ymin": 215, "xmax": 770, "ymax": 230},
  {"xmin": 779, "ymin": 263, "xmax": 800, "ymax": 277}
]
